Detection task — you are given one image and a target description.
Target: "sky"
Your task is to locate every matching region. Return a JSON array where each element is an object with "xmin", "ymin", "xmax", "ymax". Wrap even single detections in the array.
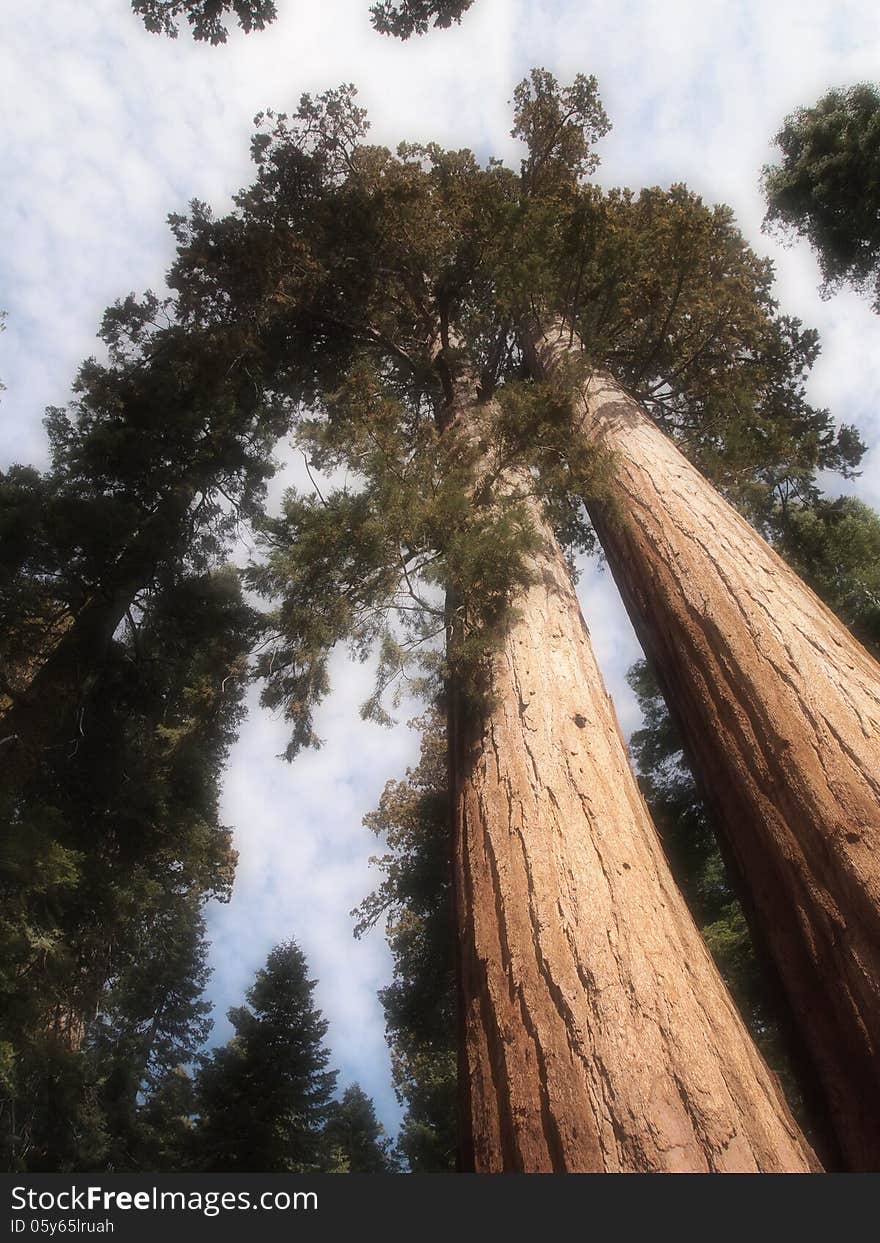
[{"xmin": 2, "ymin": 0, "xmax": 880, "ymax": 1140}]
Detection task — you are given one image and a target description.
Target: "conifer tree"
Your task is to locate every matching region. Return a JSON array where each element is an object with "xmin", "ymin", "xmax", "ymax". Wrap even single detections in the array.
[
  {"xmin": 0, "ymin": 317, "xmax": 284, "ymax": 785},
  {"xmin": 133, "ymin": 1066, "xmax": 199, "ymax": 1172},
  {"xmin": 620, "ymin": 492, "xmax": 880, "ymax": 1161},
  {"xmin": 775, "ymin": 497, "xmax": 880, "ymax": 654},
  {"xmin": 194, "ymin": 941, "xmax": 337, "ymax": 1172},
  {"xmin": 323, "ymin": 1084, "xmax": 398, "ymax": 1172},
  {"xmin": 501, "ymin": 73, "xmax": 880, "ymax": 1166}
]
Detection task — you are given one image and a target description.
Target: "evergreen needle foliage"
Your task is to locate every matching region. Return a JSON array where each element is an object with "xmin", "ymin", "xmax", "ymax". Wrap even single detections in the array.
[
  {"xmin": 763, "ymin": 83, "xmax": 880, "ymax": 310},
  {"xmin": 193, "ymin": 941, "xmax": 336, "ymax": 1172}
]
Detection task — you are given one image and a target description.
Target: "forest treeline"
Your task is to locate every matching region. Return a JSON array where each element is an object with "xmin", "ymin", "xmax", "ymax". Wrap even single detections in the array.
[{"xmin": 3, "ymin": 67, "xmax": 880, "ymax": 1172}]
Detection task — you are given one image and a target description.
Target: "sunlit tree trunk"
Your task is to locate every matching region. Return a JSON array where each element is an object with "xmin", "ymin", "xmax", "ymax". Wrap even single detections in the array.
[
  {"xmin": 445, "ymin": 379, "xmax": 818, "ymax": 1173},
  {"xmin": 527, "ymin": 318, "xmax": 880, "ymax": 1170}
]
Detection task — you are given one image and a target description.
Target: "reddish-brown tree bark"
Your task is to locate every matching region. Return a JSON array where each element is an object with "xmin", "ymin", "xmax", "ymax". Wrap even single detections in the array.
[
  {"xmin": 527, "ymin": 319, "xmax": 880, "ymax": 1170},
  {"xmin": 445, "ymin": 380, "xmax": 818, "ymax": 1173}
]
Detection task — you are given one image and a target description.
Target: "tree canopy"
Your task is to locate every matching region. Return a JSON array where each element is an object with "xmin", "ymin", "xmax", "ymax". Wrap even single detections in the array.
[
  {"xmin": 763, "ymin": 83, "xmax": 880, "ymax": 309},
  {"xmin": 130, "ymin": 0, "xmax": 474, "ymax": 43},
  {"xmin": 156, "ymin": 74, "xmax": 861, "ymax": 756}
]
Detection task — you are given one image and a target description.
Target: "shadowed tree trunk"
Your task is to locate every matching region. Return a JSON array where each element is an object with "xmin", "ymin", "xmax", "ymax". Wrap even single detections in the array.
[
  {"xmin": 526, "ymin": 318, "xmax": 880, "ymax": 1170},
  {"xmin": 445, "ymin": 376, "xmax": 818, "ymax": 1173}
]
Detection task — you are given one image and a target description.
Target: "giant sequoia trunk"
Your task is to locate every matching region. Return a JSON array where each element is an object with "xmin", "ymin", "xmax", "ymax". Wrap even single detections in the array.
[
  {"xmin": 527, "ymin": 320, "xmax": 880, "ymax": 1170},
  {"xmin": 444, "ymin": 380, "xmax": 817, "ymax": 1173}
]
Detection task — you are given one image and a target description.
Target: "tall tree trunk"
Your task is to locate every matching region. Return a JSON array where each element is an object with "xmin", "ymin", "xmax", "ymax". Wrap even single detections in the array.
[
  {"xmin": 526, "ymin": 319, "xmax": 880, "ymax": 1170},
  {"xmin": 445, "ymin": 382, "xmax": 818, "ymax": 1173}
]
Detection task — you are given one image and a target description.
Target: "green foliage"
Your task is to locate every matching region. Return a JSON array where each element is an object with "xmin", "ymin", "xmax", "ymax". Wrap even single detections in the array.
[
  {"xmin": 370, "ymin": 0, "xmax": 473, "ymax": 37},
  {"xmin": 0, "ymin": 260, "xmax": 279, "ymax": 1175},
  {"xmin": 322, "ymin": 1084, "xmax": 398, "ymax": 1172},
  {"xmin": 0, "ymin": 1037, "xmax": 110, "ymax": 1173},
  {"xmin": 517, "ymin": 183, "xmax": 864, "ymax": 522},
  {"xmin": 353, "ymin": 717, "xmax": 456, "ymax": 1171},
  {"xmin": 130, "ymin": 0, "xmax": 475, "ymax": 42},
  {"xmin": 512, "ymin": 68, "xmax": 611, "ymax": 197},
  {"xmin": 774, "ymin": 496, "xmax": 880, "ymax": 656},
  {"xmin": 250, "ymin": 369, "xmax": 562, "ymax": 753},
  {"xmin": 133, "ymin": 1066, "xmax": 199, "ymax": 1171},
  {"xmin": 131, "ymin": 0, "xmax": 276, "ymax": 44},
  {"xmin": 89, "ymin": 896, "xmax": 213, "ymax": 1164},
  {"xmin": 494, "ymin": 376, "xmax": 612, "ymax": 561},
  {"xmin": 763, "ymin": 84, "xmax": 880, "ymax": 309},
  {"xmin": 0, "ymin": 570, "xmax": 251, "ymax": 1171},
  {"xmin": 0, "ymin": 300, "xmax": 288, "ymax": 790},
  {"xmin": 193, "ymin": 941, "xmax": 337, "ymax": 1172},
  {"xmin": 46, "ymin": 309, "xmax": 287, "ymax": 548}
]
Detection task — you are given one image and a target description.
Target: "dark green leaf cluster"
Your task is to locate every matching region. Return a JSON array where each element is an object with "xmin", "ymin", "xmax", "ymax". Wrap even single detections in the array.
[
  {"xmin": 131, "ymin": 0, "xmax": 277, "ymax": 44},
  {"xmin": 0, "ymin": 570, "xmax": 252, "ymax": 1170},
  {"xmin": 512, "ymin": 69, "xmax": 611, "ymax": 197},
  {"xmin": 129, "ymin": 0, "xmax": 474, "ymax": 42},
  {"xmin": 773, "ymin": 496, "xmax": 880, "ymax": 658},
  {"xmin": 517, "ymin": 183, "xmax": 864, "ymax": 521},
  {"xmin": 323, "ymin": 1084, "xmax": 399, "ymax": 1172},
  {"xmin": 370, "ymin": 0, "xmax": 474, "ymax": 38},
  {"xmin": 493, "ymin": 375, "xmax": 612, "ymax": 562},
  {"xmin": 763, "ymin": 84, "xmax": 880, "ymax": 309}
]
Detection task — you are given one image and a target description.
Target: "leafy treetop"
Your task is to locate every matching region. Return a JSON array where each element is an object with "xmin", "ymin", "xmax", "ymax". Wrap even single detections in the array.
[
  {"xmin": 763, "ymin": 83, "xmax": 880, "ymax": 310},
  {"xmin": 162, "ymin": 75, "xmax": 862, "ymax": 751},
  {"xmin": 130, "ymin": 0, "xmax": 475, "ymax": 43}
]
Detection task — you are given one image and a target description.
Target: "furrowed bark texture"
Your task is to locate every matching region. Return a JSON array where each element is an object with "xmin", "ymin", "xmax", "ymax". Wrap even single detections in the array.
[
  {"xmin": 447, "ymin": 392, "xmax": 817, "ymax": 1173},
  {"xmin": 528, "ymin": 320, "xmax": 880, "ymax": 1170}
]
